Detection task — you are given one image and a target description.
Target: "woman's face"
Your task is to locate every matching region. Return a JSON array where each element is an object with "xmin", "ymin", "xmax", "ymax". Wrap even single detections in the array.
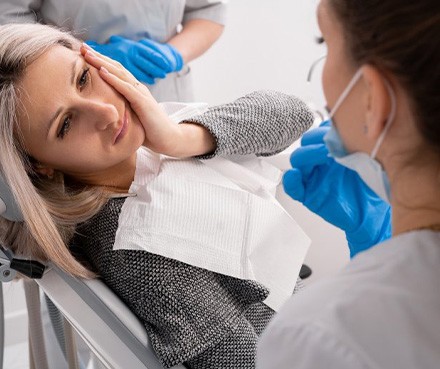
[
  {"xmin": 17, "ymin": 45, "xmax": 145, "ymax": 186},
  {"xmin": 317, "ymin": 0, "xmax": 370, "ymax": 153}
]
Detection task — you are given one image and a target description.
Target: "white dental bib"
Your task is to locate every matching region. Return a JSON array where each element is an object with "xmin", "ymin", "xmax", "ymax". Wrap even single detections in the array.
[{"xmin": 113, "ymin": 103, "xmax": 310, "ymax": 311}]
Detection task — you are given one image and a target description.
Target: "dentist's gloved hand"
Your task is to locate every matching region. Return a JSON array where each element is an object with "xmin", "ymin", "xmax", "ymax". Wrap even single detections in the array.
[
  {"xmin": 138, "ymin": 38, "xmax": 183, "ymax": 73},
  {"xmin": 86, "ymin": 36, "xmax": 183, "ymax": 84},
  {"xmin": 283, "ymin": 121, "xmax": 392, "ymax": 257}
]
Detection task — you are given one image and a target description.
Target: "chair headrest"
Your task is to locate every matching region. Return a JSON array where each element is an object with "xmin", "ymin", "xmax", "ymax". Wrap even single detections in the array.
[{"xmin": 0, "ymin": 173, "xmax": 23, "ymax": 221}]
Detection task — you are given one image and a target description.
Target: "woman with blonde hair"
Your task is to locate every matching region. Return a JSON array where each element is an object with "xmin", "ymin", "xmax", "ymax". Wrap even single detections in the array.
[{"xmin": 0, "ymin": 23, "xmax": 313, "ymax": 368}]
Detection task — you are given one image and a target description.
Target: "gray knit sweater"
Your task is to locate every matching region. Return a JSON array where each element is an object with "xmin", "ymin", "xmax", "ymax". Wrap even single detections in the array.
[{"xmin": 71, "ymin": 91, "xmax": 313, "ymax": 368}]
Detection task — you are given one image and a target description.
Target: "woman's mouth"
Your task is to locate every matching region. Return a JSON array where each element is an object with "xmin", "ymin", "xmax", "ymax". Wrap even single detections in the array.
[{"xmin": 114, "ymin": 109, "xmax": 128, "ymax": 144}]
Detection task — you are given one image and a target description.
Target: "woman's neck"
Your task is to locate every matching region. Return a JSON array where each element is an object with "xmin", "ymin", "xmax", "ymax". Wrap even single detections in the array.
[
  {"xmin": 67, "ymin": 153, "xmax": 137, "ymax": 193},
  {"xmin": 393, "ymin": 207, "xmax": 440, "ymax": 235},
  {"xmin": 390, "ymin": 158, "xmax": 440, "ymax": 235}
]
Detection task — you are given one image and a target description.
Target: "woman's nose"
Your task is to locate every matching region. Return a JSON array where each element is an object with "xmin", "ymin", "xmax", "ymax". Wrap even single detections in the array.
[{"xmin": 85, "ymin": 100, "xmax": 119, "ymax": 131}]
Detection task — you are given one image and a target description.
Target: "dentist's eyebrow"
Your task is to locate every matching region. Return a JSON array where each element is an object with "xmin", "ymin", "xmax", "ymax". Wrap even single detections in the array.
[{"xmin": 46, "ymin": 58, "xmax": 79, "ymax": 137}]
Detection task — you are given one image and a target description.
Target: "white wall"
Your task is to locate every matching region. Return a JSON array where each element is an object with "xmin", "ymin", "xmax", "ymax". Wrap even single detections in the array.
[
  {"xmin": 192, "ymin": 0, "xmax": 325, "ymax": 106},
  {"xmin": 2, "ymin": 0, "xmax": 349, "ymax": 350}
]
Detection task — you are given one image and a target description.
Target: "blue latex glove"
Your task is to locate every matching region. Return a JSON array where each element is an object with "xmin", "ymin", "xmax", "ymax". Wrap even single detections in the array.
[
  {"xmin": 283, "ymin": 121, "xmax": 392, "ymax": 257},
  {"xmin": 86, "ymin": 35, "xmax": 183, "ymax": 84},
  {"xmin": 138, "ymin": 38, "xmax": 183, "ymax": 73}
]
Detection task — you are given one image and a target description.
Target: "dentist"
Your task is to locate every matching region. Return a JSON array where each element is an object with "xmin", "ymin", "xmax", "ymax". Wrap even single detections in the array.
[{"xmin": 258, "ymin": 0, "xmax": 440, "ymax": 367}]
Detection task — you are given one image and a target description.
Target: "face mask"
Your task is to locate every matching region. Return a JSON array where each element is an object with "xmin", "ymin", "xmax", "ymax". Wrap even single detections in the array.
[{"xmin": 323, "ymin": 69, "xmax": 397, "ymax": 203}]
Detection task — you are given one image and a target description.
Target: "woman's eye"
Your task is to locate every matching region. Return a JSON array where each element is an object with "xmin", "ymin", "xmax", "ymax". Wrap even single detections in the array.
[
  {"xmin": 78, "ymin": 68, "xmax": 90, "ymax": 90},
  {"xmin": 57, "ymin": 115, "xmax": 72, "ymax": 139}
]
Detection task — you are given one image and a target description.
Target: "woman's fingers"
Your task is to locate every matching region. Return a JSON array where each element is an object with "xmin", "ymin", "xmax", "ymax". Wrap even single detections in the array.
[
  {"xmin": 80, "ymin": 44, "xmax": 114, "ymax": 67},
  {"xmin": 86, "ymin": 48, "xmax": 176, "ymax": 152},
  {"xmin": 98, "ymin": 67, "xmax": 153, "ymax": 110},
  {"xmin": 99, "ymin": 66, "xmax": 138, "ymax": 103},
  {"xmin": 81, "ymin": 45, "xmax": 136, "ymax": 82},
  {"xmin": 81, "ymin": 44, "xmax": 120, "ymax": 67},
  {"xmin": 83, "ymin": 50, "xmax": 127, "ymax": 79},
  {"xmin": 98, "ymin": 66, "xmax": 180, "ymax": 155}
]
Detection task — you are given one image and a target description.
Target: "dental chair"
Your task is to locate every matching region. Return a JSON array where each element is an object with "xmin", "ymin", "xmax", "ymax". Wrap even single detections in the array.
[
  {"xmin": 38, "ymin": 263, "xmax": 186, "ymax": 369},
  {"xmin": 0, "ymin": 245, "xmax": 186, "ymax": 369},
  {"xmin": 0, "ymin": 174, "xmax": 185, "ymax": 369},
  {"xmin": 0, "ymin": 247, "xmax": 187, "ymax": 369}
]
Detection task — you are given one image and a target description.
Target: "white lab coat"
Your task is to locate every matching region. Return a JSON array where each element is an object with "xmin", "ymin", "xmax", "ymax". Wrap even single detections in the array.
[
  {"xmin": 0, "ymin": 0, "xmax": 227, "ymax": 102},
  {"xmin": 257, "ymin": 230, "xmax": 440, "ymax": 369}
]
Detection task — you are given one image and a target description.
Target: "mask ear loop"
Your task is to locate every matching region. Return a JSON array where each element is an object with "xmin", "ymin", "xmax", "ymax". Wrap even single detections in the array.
[
  {"xmin": 370, "ymin": 79, "xmax": 397, "ymax": 158},
  {"xmin": 307, "ymin": 54, "xmax": 327, "ymax": 82},
  {"xmin": 328, "ymin": 69, "xmax": 363, "ymax": 118}
]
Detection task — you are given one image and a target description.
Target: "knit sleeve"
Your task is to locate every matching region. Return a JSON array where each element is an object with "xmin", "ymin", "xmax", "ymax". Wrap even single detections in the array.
[{"xmin": 181, "ymin": 90, "xmax": 314, "ymax": 159}]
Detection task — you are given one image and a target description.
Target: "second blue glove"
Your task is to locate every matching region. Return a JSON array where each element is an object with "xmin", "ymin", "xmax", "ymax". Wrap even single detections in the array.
[{"xmin": 283, "ymin": 122, "xmax": 392, "ymax": 257}]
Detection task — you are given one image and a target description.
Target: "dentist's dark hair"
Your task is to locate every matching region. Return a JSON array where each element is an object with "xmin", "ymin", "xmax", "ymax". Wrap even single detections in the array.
[{"xmin": 329, "ymin": 0, "xmax": 440, "ymax": 149}]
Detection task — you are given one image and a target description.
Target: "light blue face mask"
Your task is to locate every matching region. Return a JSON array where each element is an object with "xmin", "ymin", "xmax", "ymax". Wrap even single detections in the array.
[{"xmin": 323, "ymin": 69, "xmax": 397, "ymax": 203}]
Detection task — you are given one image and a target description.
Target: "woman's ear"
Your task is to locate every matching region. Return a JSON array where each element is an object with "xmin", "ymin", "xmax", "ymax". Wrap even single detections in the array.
[
  {"xmin": 361, "ymin": 65, "xmax": 391, "ymax": 140},
  {"xmin": 34, "ymin": 163, "xmax": 55, "ymax": 179}
]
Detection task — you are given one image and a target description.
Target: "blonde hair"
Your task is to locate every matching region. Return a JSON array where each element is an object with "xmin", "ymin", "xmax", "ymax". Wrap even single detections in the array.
[{"xmin": 0, "ymin": 24, "xmax": 110, "ymax": 278}]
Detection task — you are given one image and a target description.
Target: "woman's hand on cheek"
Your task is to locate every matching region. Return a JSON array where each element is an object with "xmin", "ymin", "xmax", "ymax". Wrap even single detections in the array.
[{"xmin": 80, "ymin": 44, "xmax": 215, "ymax": 157}]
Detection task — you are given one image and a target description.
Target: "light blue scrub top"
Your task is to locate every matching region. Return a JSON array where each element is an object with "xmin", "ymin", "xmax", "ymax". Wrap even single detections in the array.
[
  {"xmin": 0, "ymin": 0, "xmax": 227, "ymax": 102},
  {"xmin": 257, "ymin": 230, "xmax": 440, "ymax": 369}
]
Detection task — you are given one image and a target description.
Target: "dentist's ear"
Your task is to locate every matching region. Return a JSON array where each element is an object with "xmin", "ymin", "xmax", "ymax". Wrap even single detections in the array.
[{"xmin": 361, "ymin": 65, "xmax": 393, "ymax": 140}]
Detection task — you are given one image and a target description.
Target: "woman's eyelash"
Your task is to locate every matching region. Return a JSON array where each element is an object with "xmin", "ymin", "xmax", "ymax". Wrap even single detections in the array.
[
  {"xmin": 315, "ymin": 36, "xmax": 325, "ymax": 44},
  {"xmin": 57, "ymin": 115, "xmax": 72, "ymax": 139},
  {"xmin": 78, "ymin": 67, "xmax": 90, "ymax": 89},
  {"xmin": 57, "ymin": 68, "xmax": 89, "ymax": 139}
]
